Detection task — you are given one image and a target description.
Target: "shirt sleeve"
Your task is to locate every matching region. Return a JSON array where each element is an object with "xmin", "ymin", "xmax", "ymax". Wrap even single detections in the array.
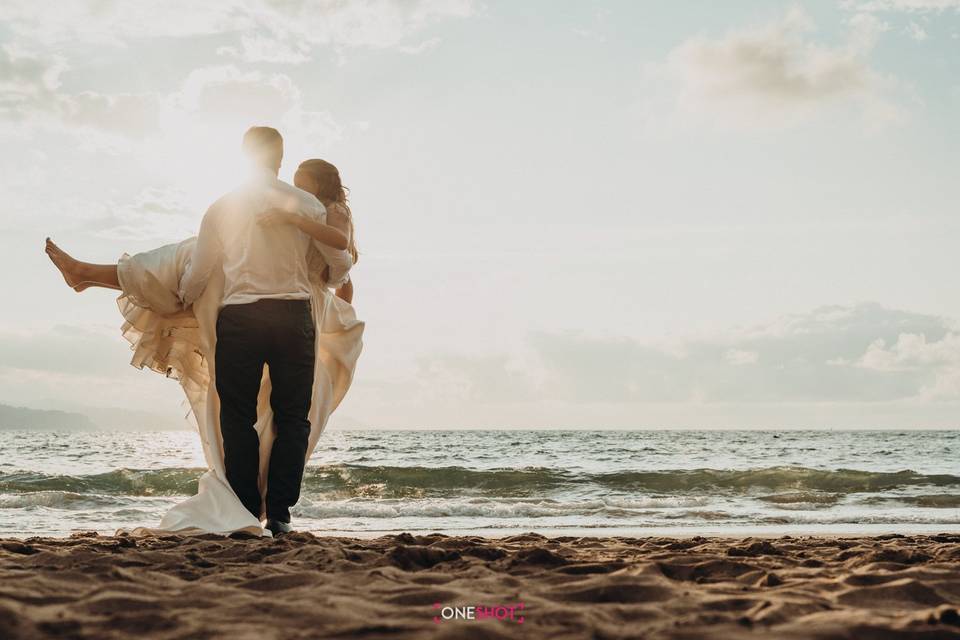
[
  {"xmin": 178, "ymin": 206, "xmax": 222, "ymax": 306},
  {"xmin": 301, "ymin": 199, "xmax": 353, "ymax": 288}
]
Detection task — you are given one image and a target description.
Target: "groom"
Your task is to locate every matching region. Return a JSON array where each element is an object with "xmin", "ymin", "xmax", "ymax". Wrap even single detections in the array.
[{"xmin": 179, "ymin": 126, "xmax": 349, "ymax": 536}]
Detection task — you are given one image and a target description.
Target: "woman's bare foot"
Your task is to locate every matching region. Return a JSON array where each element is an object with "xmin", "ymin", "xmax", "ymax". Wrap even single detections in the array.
[{"xmin": 45, "ymin": 238, "xmax": 91, "ymax": 291}]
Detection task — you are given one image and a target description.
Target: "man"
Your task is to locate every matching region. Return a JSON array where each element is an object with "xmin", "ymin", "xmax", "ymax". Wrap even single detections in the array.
[{"xmin": 179, "ymin": 126, "xmax": 350, "ymax": 536}]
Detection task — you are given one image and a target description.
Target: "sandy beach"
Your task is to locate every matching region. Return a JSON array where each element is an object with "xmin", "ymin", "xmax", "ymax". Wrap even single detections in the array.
[{"xmin": 0, "ymin": 532, "xmax": 957, "ymax": 639}]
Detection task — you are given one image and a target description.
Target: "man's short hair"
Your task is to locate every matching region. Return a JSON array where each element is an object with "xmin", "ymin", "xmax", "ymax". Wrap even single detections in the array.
[{"xmin": 242, "ymin": 126, "xmax": 283, "ymax": 167}]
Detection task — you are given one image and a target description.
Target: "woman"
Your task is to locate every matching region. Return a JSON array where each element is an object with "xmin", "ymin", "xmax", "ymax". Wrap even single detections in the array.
[{"xmin": 45, "ymin": 159, "xmax": 364, "ymax": 536}]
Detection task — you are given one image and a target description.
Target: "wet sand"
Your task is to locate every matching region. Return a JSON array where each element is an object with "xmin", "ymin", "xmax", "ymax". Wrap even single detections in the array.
[{"xmin": 1, "ymin": 531, "xmax": 958, "ymax": 639}]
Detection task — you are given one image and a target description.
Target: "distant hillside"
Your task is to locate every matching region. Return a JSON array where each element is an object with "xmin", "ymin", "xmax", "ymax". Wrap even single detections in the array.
[{"xmin": 0, "ymin": 404, "xmax": 97, "ymax": 431}]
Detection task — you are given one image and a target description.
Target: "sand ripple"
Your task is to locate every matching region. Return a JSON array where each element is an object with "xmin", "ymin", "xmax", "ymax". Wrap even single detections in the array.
[{"xmin": 1, "ymin": 532, "xmax": 958, "ymax": 639}]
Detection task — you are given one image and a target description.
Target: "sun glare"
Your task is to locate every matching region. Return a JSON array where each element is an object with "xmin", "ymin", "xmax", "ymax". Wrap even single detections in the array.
[{"xmin": 145, "ymin": 116, "xmax": 251, "ymax": 214}]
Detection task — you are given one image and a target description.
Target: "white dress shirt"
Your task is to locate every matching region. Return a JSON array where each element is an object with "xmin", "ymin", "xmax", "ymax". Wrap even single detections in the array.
[{"xmin": 179, "ymin": 168, "xmax": 352, "ymax": 307}]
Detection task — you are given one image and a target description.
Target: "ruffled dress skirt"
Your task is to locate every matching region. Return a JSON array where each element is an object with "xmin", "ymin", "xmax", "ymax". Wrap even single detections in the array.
[{"xmin": 115, "ymin": 238, "xmax": 363, "ymax": 536}]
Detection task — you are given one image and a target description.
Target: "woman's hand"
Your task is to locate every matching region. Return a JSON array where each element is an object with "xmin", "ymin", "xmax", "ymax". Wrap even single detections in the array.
[{"xmin": 258, "ymin": 208, "xmax": 299, "ymax": 228}]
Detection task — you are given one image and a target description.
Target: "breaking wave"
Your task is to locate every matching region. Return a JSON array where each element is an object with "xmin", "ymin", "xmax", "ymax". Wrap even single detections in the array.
[{"xmin": 2, "ymin": 465, "xmax": 958, "ymax": 499}]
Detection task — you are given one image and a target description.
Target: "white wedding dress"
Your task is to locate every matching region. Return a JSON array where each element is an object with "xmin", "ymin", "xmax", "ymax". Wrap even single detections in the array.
[{"xmin": 116, "ymin": 237, "xmax": 363, "ymax": 536}]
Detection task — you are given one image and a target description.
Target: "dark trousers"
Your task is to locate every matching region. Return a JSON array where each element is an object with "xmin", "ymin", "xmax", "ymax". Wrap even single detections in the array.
[{"xmin": 215, "ymin": 298, "xmax": 316, "ymax": 523}]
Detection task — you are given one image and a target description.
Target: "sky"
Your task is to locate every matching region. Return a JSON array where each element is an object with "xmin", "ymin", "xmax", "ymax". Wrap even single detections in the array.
[{"xmin": 0, "ymin": 0, "xmax": 958, "ymax": 429}]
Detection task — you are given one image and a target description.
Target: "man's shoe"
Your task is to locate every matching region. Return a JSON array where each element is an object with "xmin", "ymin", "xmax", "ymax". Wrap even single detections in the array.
[{"xmin": 265, "ymin": 518, "xmax": 294, "ymax": 537}]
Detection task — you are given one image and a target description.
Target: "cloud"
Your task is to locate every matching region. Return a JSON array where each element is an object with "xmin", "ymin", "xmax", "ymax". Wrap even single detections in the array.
[
  {"xmin": 0, "ymin": 58, "xmax": 342, "ymax": 220},
  {"xmin": 7, "ymin": 64, "xmax": 346, "ymax": 238},
  {"xmin": 0, "ymin": 45, "xmax": 66, "ymax": 122},
  {"xmin": 725, "ymin": 349, "xmax": 760, "ymax": 366},
  {"xmin": 265, "ymin": 0, "xmax": 475, "ymax": 51},
  {"xmin": 640, "ymin": 7, "xmax": 902, "ymax": 131},
  {"xmin": 0, "ymin": 325, "xmax": 132, "ymax": 377},
  {"xmin": 856, "ymin": 332, "xmax": 960, "ymax": 401},
  {"xmin": 412, "ymin": 303, "xmax": 960, "ymax": 407},
  {"xmin": 845, "ymin": 0, "xmax": 960, "ymax": 11},
  {"xmin": 86, "ymin": 186, "xmax": 197, "ymax": 242},
  {"xmin": 1, "ymin": 0, "xmax": 471, "ymax": 143},
  {"xmin": 217, "ymin": 36, "xmax": 312, "ymax": 65},
  {"xmin": 0, "ymin": 0, "xmax": 473, "ymax": 146},
  {"xmin": 398, "ymin": 37, "xmax": 443, "ymax": 55},
  {"xmin": 905, "ymin": 21, "xmax": 931, "ymax": 39},
  {"xmin": 172, "ymin": 65, "xmax": 341, "ymax": 142},
  {"xmin": 8, "ymin": 305, "xmax": 959, "ymax": 430},
  {"xmin": 0, "ymin": 45, "xmax": 161, "ymax": 150},
  {"xmin": 64, "ymin": 92, "xmax": 161, "ymax": 137},
  {"xmin": 0, "ymin": 2, "xmax": 243, "ymax": 46},
  {"xmin": 0, "ymin": 57, "xmax": 338, "ymax": 139},
  {"xmin": 0, "ymin": 0, "xmax": 476, "ymax": 58},
  {"xmin": 0, "ymin": 325, "xmax": 186, "ymax": 420},
  {"xmin": 414, "ymin": 354, "xmax": 538, "ymax": 404},
  {"xmin": 0, "ymin": 55, "xmax": 344, "ymax": 239}
]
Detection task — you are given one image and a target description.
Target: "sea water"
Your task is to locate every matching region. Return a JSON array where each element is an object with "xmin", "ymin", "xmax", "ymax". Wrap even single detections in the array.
[{"xmin": 1, "ymin": 429, "xmax": 957, "ymax": 537}]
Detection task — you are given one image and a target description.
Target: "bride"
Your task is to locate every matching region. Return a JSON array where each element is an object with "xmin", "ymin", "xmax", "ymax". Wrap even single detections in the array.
[{"xmin": 45, "ymin": 157, "xmax": 364, "ymax": 537}]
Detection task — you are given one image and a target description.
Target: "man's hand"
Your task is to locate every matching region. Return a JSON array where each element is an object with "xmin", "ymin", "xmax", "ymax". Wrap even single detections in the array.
[{"xmin": 258, "ymin": 208, "xmax": 298, "ymax": 227}]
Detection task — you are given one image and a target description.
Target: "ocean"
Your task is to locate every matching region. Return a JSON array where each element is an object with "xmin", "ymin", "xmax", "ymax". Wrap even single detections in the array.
[{"xmin": 1, "ymin": 429, "xmax": 958, "ymax": 538}]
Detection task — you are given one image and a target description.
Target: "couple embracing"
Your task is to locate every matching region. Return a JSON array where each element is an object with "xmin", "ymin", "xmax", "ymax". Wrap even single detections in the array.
[{"xmin": 46, "ymin": 127, "xmax": 364, "ymax": 537}]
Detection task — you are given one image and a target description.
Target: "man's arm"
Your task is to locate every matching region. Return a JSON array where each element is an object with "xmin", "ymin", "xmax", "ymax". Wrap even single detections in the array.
[
  {"xmin": 178, "ymin": 206, "xmax": 221, "ymax": 306},
  {"xmin": 258, "ymin": 208, "xmax": 349, "ymax": 250}
]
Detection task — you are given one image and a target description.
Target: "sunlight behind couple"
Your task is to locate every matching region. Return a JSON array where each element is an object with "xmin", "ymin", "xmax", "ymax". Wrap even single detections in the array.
[{"xmin": 139, "ymin": 116, "xmax": 259, "ymax": 220}]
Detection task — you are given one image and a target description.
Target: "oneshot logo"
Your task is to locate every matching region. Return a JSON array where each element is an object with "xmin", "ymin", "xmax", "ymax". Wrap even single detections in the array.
[{"xmin": 432, "ymin": 601, "xmax": 525, "ymax": 624}]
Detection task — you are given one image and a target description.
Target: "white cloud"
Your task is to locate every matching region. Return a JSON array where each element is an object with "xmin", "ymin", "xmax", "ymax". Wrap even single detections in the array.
[
  {"xmin": 725, "ymin": 349, "xmax": 760, "ymax": 365},
  {"xmin": 415, "ymin": 354, "xmax": 538, "ymax": 404},
  {"xmin": 856, "ymin": 332, "xmax": 960, "ymax": 401},
  {"xmin": 0, "ymin": 0, "xmax": 472, "ymax": 145},
  {"xmin": 285, "ymin": 0, "xmax": 475, "ymax": 50},
  {"xmin": 408, "ymin": 303, "xmax": 960, "ymax": 407},
  {"xmin": 858, "ymin": 332, "xmax": 960, "ymax": 371},
  {"xmin": 0, "ymin": 45, "xmax": 160, "ymax": 148},
  {"xmin": 845, "ymin": 0, "xmax": 960, "ymax": 11},
  {"xmin": 905, "ymin": 21, "xmax": 930, "ymax": 39},
  {"xmin": 640, "ymin": 7, "xmax": 902, "ymax": 131},
  {"xmin": 218, "ymin": 35, "xmax": 312, "ymax": 64},
  {"xmin": 0, "ymin": 0, "xmax": 477, "ymax": 149},
  {"xmin": 87, "ymin": 186, "xmax": 196, "ymax": 242},
  {"xmin": 0, "ymin": 1, "xmax": 244, "ymax": 46},
  {"xmin": 172, "ymin": 65, "xmax": 340, "ymax": 143},
  {"xmin": 919, "ymin": 367, "xmax": 960, "ymax": 400},
  {"xmin": 1, "ymin": 59, "xmax": 338, "ymax": 143},
  {"xmin": 0, "ymin": 0, "xmax": 476, "ymax": 58},
  {"xmin": 0, "ymin": 325, "xmax": 131, "ymax": 376},
  {"xmin": 0, "ymin": 326, "xmax": 185, "ymax": 421},
  {"xmin": 0, "ymin": 54, "xmax": 344, "ymax": 239},
  {"xmin": 65, "ymin": 92, "xmax": 161, "ymax": 137},
  {"xmin": 0, "ymin": 45, "xmax": 66, "ymax": 122},
  {"xmin": 398, "ymin": 37, "xmax": 443, "ymax": 55},
  {"xmin": 7, "ymin": 305, "xmax": 960, "ymax": 429},
  {"xmin": 0, "ymin": 60, "xmax": 341, "ymax": 191}
]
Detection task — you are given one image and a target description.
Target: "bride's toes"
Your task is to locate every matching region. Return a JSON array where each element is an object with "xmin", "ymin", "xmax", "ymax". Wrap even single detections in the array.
[
  {"xmin": 45, "ymin": 239, "xmax": 83, "ymax": 290},
  {"xmin": 46, "ymin": 238, "xmax": 67, "ymax": 259}
]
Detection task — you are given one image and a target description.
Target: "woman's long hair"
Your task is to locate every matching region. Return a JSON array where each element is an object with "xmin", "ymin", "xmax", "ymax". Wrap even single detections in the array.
[{"xmin": 297, "ymin": 159, "xmax": 358, "ymax": 263}]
